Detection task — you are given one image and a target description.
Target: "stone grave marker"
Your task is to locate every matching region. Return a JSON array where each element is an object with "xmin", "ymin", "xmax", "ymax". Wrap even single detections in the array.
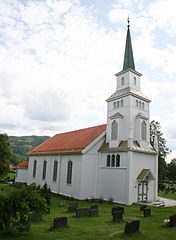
[
  {"xmin": 124, "ymin": 220, "xmax": 140, "ymax": 236},
  {"xmin": 53, "ymin": 216, "xmax": 68, "ymax": 229},
  {"xmin": 170, "ymin": 215, "xmax": 176, "ymax": 227},
  {"xmin": 140, "ymin": 205, "xmax": 146, "ymax": 211},
  {"xmin": 90, "ymin": 204, "xmax": 98, "ymax": 209},
  {"xmin": 112, "ymin": 211, "xmax": 123, "ymax": 223},
  {"xmin": 76, "ymin": 208, "xmax": 90, "ymax": 218},
  {"xmin": 89, "ymin": 208, "xmax": 98, "ymax": 217},
  {"xmin": 68, "ymin": 202, "xmax": 78, "ymax": 213},
  {"xmin": 112, "ymin": 206, "xmax": 124, "ymax": 215},
  {"xmin": 143, "ymin": 208, "xmax": 151, "ymax": 217},
  {"xmin": 112, "ymin": 207, "xmax": 118, "ymax": 214}
]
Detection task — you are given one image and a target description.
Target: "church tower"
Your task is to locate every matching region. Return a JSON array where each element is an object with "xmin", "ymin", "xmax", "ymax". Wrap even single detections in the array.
[
  {"xmin": 99, "ymin": 19, "xmax": 158, "ymax": 205},
  {"xmin": 106, "ymin": 19, "xmax": 151, "ymax": 150}
]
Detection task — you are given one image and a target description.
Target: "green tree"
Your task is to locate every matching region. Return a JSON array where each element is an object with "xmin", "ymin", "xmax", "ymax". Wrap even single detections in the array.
[
  {"xmin": 167, "ymin": 158, "xmax": 176, "ymax": 181},
  {"xmin": 0, "ymin": 183, "xmax": 47, "ymax": 233},
  {"xmin": 0, "ymin": 133, "xmax": 11, "ymax": 176},
  {"xmin": 150, "ymin": 120, "xmax": 170, "ymax": 180}
]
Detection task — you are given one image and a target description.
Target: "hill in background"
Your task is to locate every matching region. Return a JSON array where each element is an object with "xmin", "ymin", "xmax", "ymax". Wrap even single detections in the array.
[{"xmin": 9, "ymin": 136, "xmax": 50, "ymax": 165}]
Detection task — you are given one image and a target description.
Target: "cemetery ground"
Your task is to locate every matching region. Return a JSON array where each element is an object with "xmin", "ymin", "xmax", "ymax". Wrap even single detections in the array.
[{"xmin": 1, "ymin": 185, "xmax": 176, "ymax": 240}]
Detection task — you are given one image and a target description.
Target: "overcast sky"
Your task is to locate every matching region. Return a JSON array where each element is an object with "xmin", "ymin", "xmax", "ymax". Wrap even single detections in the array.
[{"xmin": 0, "ymin": 0, "xmax": 176, "ymax": 159}]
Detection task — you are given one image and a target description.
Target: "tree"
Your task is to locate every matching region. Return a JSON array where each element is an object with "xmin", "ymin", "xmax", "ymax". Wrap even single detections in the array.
[
  {"xmin": 0, "ymin": 183, "xmax": 47, "ymax": 233},
  {"xmin": 150, "ymin": 120, "xmax": 170, "ymax": 180},
  {"xmin": 167, "ymin": 158, "xmax": 176, "ymax": 181},
  {"xmin": 0, "ymin": 133, "xmax": 11, "ymax": 176}
]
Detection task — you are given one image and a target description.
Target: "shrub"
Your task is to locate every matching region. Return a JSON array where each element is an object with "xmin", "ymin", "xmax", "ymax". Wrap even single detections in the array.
[{"xmin": 0, "ymin": 183, "xmax": 47, "ymax": 233}]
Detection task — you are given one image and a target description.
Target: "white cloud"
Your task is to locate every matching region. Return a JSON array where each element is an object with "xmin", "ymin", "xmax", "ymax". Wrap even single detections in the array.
[{"xmin": 0, "ymin": 0, "xmax": 176, "ymax": 152}]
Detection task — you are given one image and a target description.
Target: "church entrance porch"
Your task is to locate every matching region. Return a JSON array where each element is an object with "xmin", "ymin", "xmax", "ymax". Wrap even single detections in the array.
[
  {"xmin": 136, "ymin": 169, "xmax": 154, "ymax": 203},
  {"xmin": 137, "ymin": 180, "xmax": 148, "ymax": 202}
]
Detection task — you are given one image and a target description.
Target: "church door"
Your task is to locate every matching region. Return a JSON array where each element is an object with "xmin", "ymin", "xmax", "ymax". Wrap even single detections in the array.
[{"xmin": 137, "ymin": 181, "xmax": 148, "ymax": 202}]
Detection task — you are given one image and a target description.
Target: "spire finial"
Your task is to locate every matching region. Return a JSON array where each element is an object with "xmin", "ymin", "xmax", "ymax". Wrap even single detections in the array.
[
  {"xmin": 122, "ymin": 16, "xmax": 135, "ymax": 71},
  {"xmin": 127, "ymin": 16, "xmax": 130, "ymax": 28}
]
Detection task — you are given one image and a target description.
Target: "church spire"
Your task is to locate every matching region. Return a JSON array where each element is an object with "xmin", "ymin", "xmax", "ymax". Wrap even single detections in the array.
[{"xmin": 122, "ymin": 18, "xmax": 135, "ymax": 71}]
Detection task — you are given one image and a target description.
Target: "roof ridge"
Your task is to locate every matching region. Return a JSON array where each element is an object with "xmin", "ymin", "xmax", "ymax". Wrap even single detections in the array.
[{"xmin": 54, "ymin": 123, "xmax": 106, "ymax": 136}]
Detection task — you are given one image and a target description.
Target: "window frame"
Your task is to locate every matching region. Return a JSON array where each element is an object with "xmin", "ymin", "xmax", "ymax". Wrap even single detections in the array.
[
  {"xmin": 42, "ymin": 160, "xmax": 47, "ymax": 180},
  {"xmin": 141, "ymin": 121, "xmax": 147, "ymax": 140},
  {"xmin": 111, "ymin": 120, "xmax": 118, "ymax": 140},
  {"xmin": 53, "ymin": 160, "xmax": 58, "ymax": 182},
  {"xmin": 33, "ymin": 160, "xmax": 37, "ymax": 178},
  {"xmin": 67, "ymin": 160, "xmax": 73, "ymax": 185}
]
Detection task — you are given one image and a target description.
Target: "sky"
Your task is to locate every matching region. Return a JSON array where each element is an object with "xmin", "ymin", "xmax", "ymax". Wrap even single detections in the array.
[{"xmin": 0, "ymin": 0, "xmax": 176, "ymax": 160}]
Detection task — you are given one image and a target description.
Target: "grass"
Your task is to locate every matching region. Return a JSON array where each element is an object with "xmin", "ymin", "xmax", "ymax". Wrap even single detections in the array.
[{"xmin": 1, "ymin": 187, "xmax": 176, "ymax": 240}]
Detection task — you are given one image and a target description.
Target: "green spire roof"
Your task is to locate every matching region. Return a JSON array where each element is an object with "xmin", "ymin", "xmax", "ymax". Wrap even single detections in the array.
[{"xmin": 122, "ymin": 20, "xmax": 135, "ymax": 71}]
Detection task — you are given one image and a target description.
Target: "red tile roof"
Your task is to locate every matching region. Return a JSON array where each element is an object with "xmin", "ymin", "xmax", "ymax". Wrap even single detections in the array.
[
  {"xmin": 15, "ymin": 160, "xmax": 29, "ymax": 169},
  {"xmin": 29, "ymin": 124, "xmax": 106, "ymax": 155}
]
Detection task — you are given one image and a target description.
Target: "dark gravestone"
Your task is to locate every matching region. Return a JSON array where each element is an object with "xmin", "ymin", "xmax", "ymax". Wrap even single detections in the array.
[
  {"xmin": 117, "ymin": 206, "xmax": 124, "ymax": 214},
  {"xmin": 143, "ymin": 208, "xmax": 151, "ymax": 217},
  {"xmin": 140, "ymin": 205, "xmax": 146, "ymax": 211},
  {"xmin": 90, "ymin": 204, "xmax": 98, "ymax": 209},
  {"xmin": 112, "ymin": 207, "xmax": 124, "ymax": 215},
  {"xmin": 170, "ymin": 215, "xmax": 176, "ymax": 227},
  {"xmin": 124, "ymin": 220, "xmax": 140, "ymax": 236},
  {"xmin": 112, "ymin": 207, "xmax": 118, "ymax": 214},
  {"xmin": 68, "ymin": 202, "xmax": 78, "ymax": 213},
  {"xmin": 89, "ymin": 208, "xmax": 98, "ymax": 217},
  {"xmin": 112, "ymin": 211, "xmax": 123, "ymax": 223},
  {"xmin": 53, "ymin": 216, "xmax": 68, "ymax": 229},
  {"xmin": 76, "ymin": 208, "xmax": 90, "ymax": 218},
  {"xmin": 29, "ymin": 212, "xmax": 42, "ymax": 223}
]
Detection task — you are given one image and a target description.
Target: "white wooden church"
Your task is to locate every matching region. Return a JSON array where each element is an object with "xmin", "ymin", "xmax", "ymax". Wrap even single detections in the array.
[{"xmin": 15, "ymin": 21, "xmax": 158, "ymax": 205}]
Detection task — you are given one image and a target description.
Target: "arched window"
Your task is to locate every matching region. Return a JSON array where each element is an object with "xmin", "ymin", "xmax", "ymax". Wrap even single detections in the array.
[
  {"xmin": 139, "ymin": 101, "xmax": 141, "ymax": 108},
  {"xmin": 121, "ymin": 99, "xmax": 123, "ymax": 107},
  {"xmin": 117, "ymin": 101, "xmax": 119, "ymax": 108},
  {"xmin": 67, "ymin": 160, "xmax": 73, "ymax": 184},
  {"xmin": 53, "ymin": 160, "xmax": 58, "ymax": 182},
  {"xmin": 134, "ymin": 77, "xmax": 136, "ymax": 85},
  {"xmin": 116, "ymin": 154, "xmax": 120, "ymax": 167},
  {"xmin": 111, "ymin": 120, "xmax": 118, "ymax": 140},
  {"xmin": 136, "ymin": 100, "xmax": 138, "ymax": 107},
  {"xmin": 141, "ymin": 121, "xmax": 147, "ymax": 140},
  {"xmin": 121, "ymin": 77, "xmax": 124, "ymax": 85},
  {"xmin": 111, "ymin": 154, "xmax": 115, "ymax": 167},
  {"xmin": 113, "ymin": 102, "xmax": 116, "ymax": 109},
  {"xmin": 142, "ymin": 102, "xmax": 144, "ymax": 110},
  {"xmin": 33, "ymin": 160, "xmax": 37, "ymax": 178},
  {"xmin": 42, "ymin": 160, "xmax": 47, "ymax": 180},
  {"xmin": 106, "ymin": 155, "xmax": 110, "ymax": 167}
]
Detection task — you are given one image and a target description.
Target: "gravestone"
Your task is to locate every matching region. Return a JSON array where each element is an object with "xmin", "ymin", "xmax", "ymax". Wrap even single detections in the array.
[
  {"xmin": 76, "ymin": 208, "xmax": 90, "ymax": 218},
  {"xmin": 89, "ymin": 208, "xmax": 98, "ymax": 217},
  {"xmin": 112, "ymin": 206, "xmax": 124, "ymax": 215},
  {"xmin": 124, "ymin": 220, "xmax": 140, "ymax": 236},
  {"xmin": 117, "ymin": 206, "xmax": 124, "ymax": 214},
  {"xmin": 90, "ymin": 204, "xmax": 98, "ymax": 209},
  {"xmin": 170, "ymin": 215, "xmax": 176, "ymax": 227},
  {"xmin": 112, "ymin": 207, "xmax": 118, "ymax": 214},
  {"xmin": 143, "ymin": 208, "xmax": 151, "ymax": 217},
  {"xmin": 112, "ymin": 211, "xmax": 123, "ymax": 223},
  {"xmin": 53, "ymin": 216, "xmax": 68, "ymax": 229},
  {"xmin": 140, "ymin": 205, "xmax": 146, "ymax": 211},
  {"xmin": 68, "ymin": 202, "xmax": 78, "ymax": 213},
  {"xmin": 29, "ymin": 212, "xmax": 42, "ymax": 223}
]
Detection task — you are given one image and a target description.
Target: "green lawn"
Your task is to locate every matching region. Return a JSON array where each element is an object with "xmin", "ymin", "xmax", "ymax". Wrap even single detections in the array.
[{"xmin": 1, "ymin": 189, "xmax": 176, "ymax": 240}]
